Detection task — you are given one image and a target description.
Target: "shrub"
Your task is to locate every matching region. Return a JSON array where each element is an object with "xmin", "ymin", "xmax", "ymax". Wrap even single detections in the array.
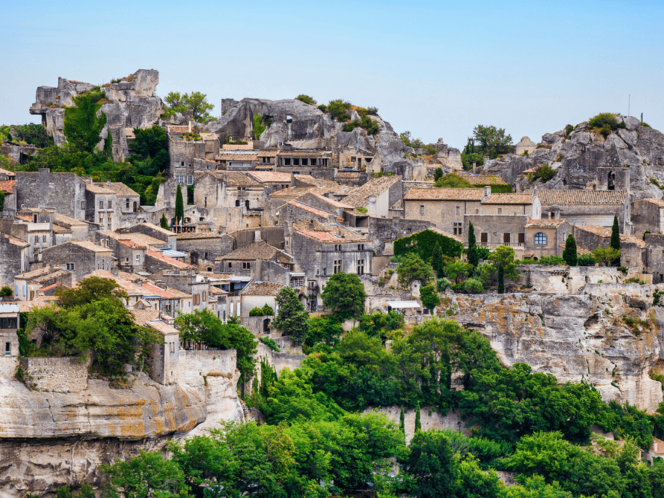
[
  {"xmin": 420, "ymin": 284, "xmax": 441, "ymax": 310},
  {"xmin": 0, "ymin": 286, "xmax": 13, "ymax": 297},
  {"xmin": 295, "ymin": 94, "xmax": 316, "ymax": 105},
  {"xmin": 327, "ymin": 99, "xmax": 351, "ymax": 122},
  {"xmin": 437, "ymin": 278, "xmax": 452, "ymax": 291},
  {"xmin": 463, "ymin": 278, "xmax": 485, "ymax": 294},
  {"xmin": 565, "ymin": 124, "xmax": 574, "ymax": 136},
  {"xmin": 249, "ymin": 307, "xmax": 264, "ymax": 316},
  {"xmin": 394, "ymin": 229, "xmax": 464, "ymax": 261},
  {"xmin": 397, "ymin": 253, "xmax": 435, "ymax": 287},
  {"xmin": 578, "ymin": 253, "xmax": 596, "ymax": 266},
  {"xmin": 434, "ymin": 173, "xmax": 472, "ymax": 188},
  {"xmin": 588, "ymin": 112, "xmax": 623, "ymax": 137},
  {"xmin": 532, "ymin": 164, "xmax": 557, "ymax": 183},
  {"xmin": 641, "ymin": 122, "xmax": 652, "ymax": 129},
  {"xmin": 259, "ymin": 336, "xmax": 280, "ymax": 352},
  {"xmin": 538, "ymin": 255, "xmax": 567, "ymax": 266}
]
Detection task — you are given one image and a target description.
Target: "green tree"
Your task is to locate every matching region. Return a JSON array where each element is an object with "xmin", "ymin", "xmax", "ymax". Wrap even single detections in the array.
[
  {"xmin": 419, "ymin": 284, "xmax": 440, "ymax": 311},
  {"xmin": 471, "ymin": 124, "xmax": 513, "ymax": 159},
  {"xmin": 0, "ymin": 286, "xmax": 12, "ymax": 297},
  {"xmin": 11, "ymin": 123, "xmax": 53, "ymax": 148},
  {"xmin": 326, "ymin": 99, "xmax": 351, "ymax": 122},
  {"xmin": 160, "ymin": 213, "xmax": 170, "ymax": 230},
  {"xmin": 400, "ymin": 406, "xmax": 405, "ymax": 432},
  {"xmin": 0, "ymin": 190, "xmax": 5, "ymax": 211},
  {"xmin": 443, "ymin": 259, "xmax": 473, "ymax": 284},
  {"xmin": 497, "ymin": 264, "xmax": 504, "ymax": 294},
  {"xmin": 405, "ymin": 430, "xmax": 457, "ymax": 498},
  {"xmin": 130, "ymin": 125, "xmax": 170, "ymax": 172},
  {"xmin": 63, "ymin": 89, "xmax": 108, "ymax": 153},
  {"xmin": 434, "ymin": 172, "xmax": 472, "ymax": 188},
  {"xmin": 592, "ymin": 247, "xmax": 620, "ymax": 267},
  {"xmin": 175, "ymin": 183, "xmax": 184, "ymax": 225},
  {"xmin": 305, "ymin": 315, "xmax": 343, "ymax": 349},
  {"xmin": 163, "ymin": 91, "xmax": 215, "ymax": 122},
  {"xmin": 102, "ymin": 449, "xmax": 187, "ymax": 498},
  {"xmin": 415, "ymin": 402, "xmax": 422, "ymax": 433},
  {"xmin": 467, "ymin": 221, "xmax": 479, "ymax": 267},
  {"xmin": 430, "ymin": 242, "xmax": 444, "ymax": 278},
  {"xmin": 397, "ymin": 253, "xmax": 435, "ymax": 287},
  {"xmin": 320, "ymin": 271, "xmax": 367, "ymax": 320},
  {"xmin": 562, "ymin": 234, "xmax": 578, "ymax": 266},
  {"xmin": 480, "ymin": 245, "xmax": 520, "ymax": 286},
  {"xmin": 578, "ymin": 253, "xmax": 596, "ymax": 266},
  {"xmin": 433, "ymin": 167, "xmax": 443, "ymax": 182},
  {"xmin": 273, "ymin": 286, "xmax": 309, "ymax": 345},
  {"xmin": 610, "ymin": 215, "xmax": 621, "ymax": 265}
]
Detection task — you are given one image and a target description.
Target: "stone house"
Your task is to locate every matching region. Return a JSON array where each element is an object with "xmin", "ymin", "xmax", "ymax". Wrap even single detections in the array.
[
  {"xmin": 141, "ymin": 281, "xmax": 182, "ymax": 315},
  {"xmin": 0, "ymin": 303, "xmax": 20, "ymax": 359},
  {"xmin": 0, "ymin": 178, "xmax": 16, "ymax": 212},
  {"xmin": 147, "ymin": 320, "xmax": 180, "ymax": 384},
  {"xmin": 158, "ymin": 271, "xmax": 210, "ymax": 312},
  {"xmin": 514, "ymin": 136, "xmax": 537, "ymax": 156},
  {"xmin": 116, "ymin": 240, "xmax": 148, "ymax": 272},
  {"xmin": 1, "ymin": 208, "xmax": 55, "ymax": 264},
  {"xmin": 88, "ymin": 270, "xmax": 148, "ymax": 308},
  {"xmin": 13, "ymin": 266, "xmax": 73, "ymax": 301},
  {"xmin": 523, "ymin": 219, "xmax": 573, "ymax": 260},
  {"xmin": 217, "ymin": 151, "xmax": 258, "ymax": 170},
  {"xmin": 643, "ymin": 234, "xmax": 664, "ymax": 283},
  {"xmin": 335, "ymin": 175, "xmax": 402, "ymax": 219},
  {"xmin": 41, "ymin": 241, "xmax": 115, "ymax": 282},
  {"xmin": 277, "ymin": 199, "xmax": 343, "ymax": 226},
  {"xmin": 404, "ymin": 187, "xmax": 540, "ymax": 237},
  {"xmin": 93, "ymin": 181, "xmax": 141, "ymax": 228},
  {"xmin": 573, "ymin": 225, "xmax": 646, "ymax": 270},
  {"xmin": 168, "ymin": 125, "xmax": 220, "ymax": 182},
  {"xmin": 631, "ymin": 198, "xmax": 664, "ymax": 236},
  {"xmin": 0, "ymin": 233, "xmax": 29, "ymax": 287},
  {"xmin": 85, "ymin": 183, "xmax": 118, "ymax": 231},
  {"xmin": 463, "ymin": 215, "xmax": 529, "ymax": 256},
  {"xmin": 53, "ymin": 213, "xmax": 98, "ymax": 243},
  {"xmin": 145, "ymin": 249, "xmax": 194, "ymax": 274},
  {"xmin": 246, "ymin": 171, "xmax": 293, "ymax": 195},
  {"xmin": 118, "ymin": 222, "xmax": 177, "ymax": 250},
  {"xmin": 216, "ymin": 241, "xmax": 294, "ymax": 283},
  {"xmin": 227, "ymin": 280, "xmax": 284, "ymax": 322},
  {"xmin": 531, "ymin": 190, "xmax": 631, "ymax": 233},
  {"xmin": 95, "ymin": 230, "xmax": 169, "ymax": 261},
  {"xmin": 287, "ymin": 220, "xmax": 372, "ymax": 311},
  {"xmin": 175, "ymin": 232, "xmax": 223, "ymax": 268},
  {"xmin": 14, "ymin": 169, "xmax": 87, "ymax": 220},
  {"xmin": 277, "ymin": 149, "xmax": 331, "ymax": 169}
]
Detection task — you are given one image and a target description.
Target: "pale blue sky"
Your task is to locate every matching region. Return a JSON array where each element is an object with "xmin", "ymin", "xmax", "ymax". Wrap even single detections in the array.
[{"xmin": 1, "ymin": 0, "xmax": 663, "ymax": 149}]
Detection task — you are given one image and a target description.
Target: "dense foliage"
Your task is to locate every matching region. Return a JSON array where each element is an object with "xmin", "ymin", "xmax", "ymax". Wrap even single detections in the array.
[
  {"xmin": 8, "ymin": 123, "xmax": 54, "ymax": 148},
  {"xmin": 563, "ymin": 234, "xmax": 578, "ymax": 266},
  {"xmin": 588, "ymin": 112, "xmax": 625, "ymax": 137},
  {"xmin": 24, "ymin": 277, "xmax": 161, "ymax": 378},
  {"xmin": 295, "ymin": 94, "xmax": 316, "ymax": 105},
  {"xmin": 162, "ymin": 91, "xmax": 215, "ymax": 122},
  {"xmin": 462, "ymin": 124, "xmax": 513, "ymax": 169},
  {"xmin": 272, "ymin": 286, "xmax": 309, "ymax": 345},
  {"xmin": 63, "ymin": 87, "xmax": 108, "ymax": 153},
  {"xmin": 394, "ymin": 229, "xmax": 464, "ymax": 261},
  {"xmin": 320, "ymin": 272, "xmax": 367, "ymax": 321},
  {"xmin": 397, "ymin": 253, "xmax": 435, "ymax": 287}
]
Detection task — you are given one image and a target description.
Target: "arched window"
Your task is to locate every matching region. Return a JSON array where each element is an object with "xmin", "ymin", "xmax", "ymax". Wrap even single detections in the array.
[
  {"xmin": 608, "ymin": 171, "xmax": 616, "ymax": 190},
  {"xmin": 534, "ymin": 232, "xmax": 547, "ymax": 245}
]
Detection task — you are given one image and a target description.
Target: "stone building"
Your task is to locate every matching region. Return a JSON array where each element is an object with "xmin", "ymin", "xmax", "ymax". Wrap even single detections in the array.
[
  {"xmin": 15, "ymin": 169, "xmax": 87, "ymax": 220},
  {"xmin": 1, "ymin": 208, "xmax": 55, "ymax": 264},
  {"xmin": 631, "ymin": 198, "xmax": 664, "ymax": 236},
  {"xmin": 0, "ymin": 233, "xmax": 29, "ymax": 287},
  {"xmin": 52, "ymin": 213, "xmax": 98, "ymax": 243},
  {"xmin": 531, "ymin": 190, "xmax": 631, "ymax": 232},
  {"xmin": 144, "ymin": 250, "xmax": 193, "ymax": 274},
  {"xmin": 287, "ymin": 220, "xmax": 372, "ymax": 311},
  {"xmin": 157, "ymin": 271, "xmax": 210, "ymax": 312},
  {"xmin": 335, "ymin": 175, "xmax": 402, "ymax": 219},
  {"xmin": 227, "ymin": 280, "xmax": 284, "ymax": 320},
  {"xmin": 0, "ymin": 176, "xmax": 16, "ymax": 212},
  {"xmin": 118, "ymin": 222, "xmax": 177, "ymax": 250},
  {"xmin": 41, "ymin": 240, "xmax": 114, "ymax": 282},
  {"xmin": 463, "ymin": 215, "xmax": 530, "ymax": 256},
  {"xmin": 0, "ymin": 303, "xmax": 20, "ymax": 359},
  {"xmin": 514, "ymin": 137, "xmax": 537, "ymax": 156},
  {"xmin": 218, "ymin": 151, "xmax": 258, "ymax": 170},
  {"xmin": 573, "ymin": 225, "xmax": 646, "ymax": 270},
  {"xmin": 93, "ymin": 182, "xmax": 141, "ymax": 228},
  {"xmin": 276, "ymin": 149, "xmax": 331, "ymax": 169},
  {"xmin": 146, "ymin": 320, "xmax": 180, "ymax": 385},
  {"xmin": 523, "ymin": 219, "xmax": 573, "ymax": 260},
  {"xmin": 175, "ymin": 232, "xmax": 223, "ymax": 269},
  {"xmin": 644, "ymin": 234, "xmax": 664, "ymax": 283},
  {"xmin": 216, "ymin": 241, "xmax": 294, "ymax": 284},
  {"xmin": 85, "ymin": 183, "xmax": 118, "ymax": 231},
  {"xmin": 168, "ymin": 125, "xmax": 220, "ymax": 182},
  {"xmin": 13, "ymin": 266, "xmax": 73, "ymax": 301},
  {"xmin": 277, "ymin": 199, "xmax": 343, "ymax": 226}
]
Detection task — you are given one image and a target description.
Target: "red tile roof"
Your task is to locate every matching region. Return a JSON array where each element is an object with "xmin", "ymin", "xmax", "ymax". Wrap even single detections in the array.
[
  {"xmin": 248, "ymin": 171, "xmax": 292, "ymax": 183},
  {"xmin": 0, "ymin": 180, "xmax": 16, "ymax": 193},
  {"xmin": 142, "ymin": 282, "xmax": 178, "ymax": 299},
  {"xmin": 119, "ymin": 240, "xmax": 146, "ymax": 249},
  {"xmin": 288, "ymin": 200, "xmax": 342, "ymax": 221},
  {"xmin": 147, "ymin": 250, "xmax": 192, "ymax": 269}
]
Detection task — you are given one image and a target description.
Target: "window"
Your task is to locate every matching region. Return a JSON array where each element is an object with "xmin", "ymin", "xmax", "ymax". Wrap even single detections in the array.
[
  {"xmin": 0, "ymin": 317, "xmax": 17, "ymax": 329},
  {"xmin": 193, "ymin": 294, "xmax": 200, "ymax": 305},
  {"xmin": 108, "ymin": 200, "xmax": 112, "ymax": 209},
  {"xmin": 135, "ymin": 254, "xmax": 140, "ymax": 262},
  {"xmin": 284, "ymin": 158, "xmax": 291, "ymax": 166},
  {"xmin": 99, "ymin": 201, "xmax": 104, "ymax": 209},
  {"xmin": 322, "ymin": 159, "xmax": 328, "ymax": 167},
  {"xmin": 323, "ymin": 268, "xmax": 327, "ymax": 275},
  {"xmin": 98, "ymin": 214, "xmax": 104, "ymax": 224},
  {"xmin": 228, "ymin": 262, "xmax": 232, "ymax": 268},
  {"xmin": 333, "ymin": 260, "xmax": 341, "ymax": 274},
  {"xmin": 302, "ymin": 158, "xmax": 308, "ymax": 166},
  {"xmin": 456, "ymin": 206, "xmax": 460, "ymax": 215},
  {"xmin": 534, "ymin": 232, "xmax": 547, "ymax": 245},
  {"xmin": 42, "ymin": 235, "xmax": 46, "ymax": 242},
  {"xmin": 420, "ymin": 205, "xmax": 425, "ymax": 215},
  {"xmin": 518, "ymin": 233, "xmax": 525, "ymax": 244},
  {"xmin": 357, "ymin": 259, "xmax": 365, "ymax": 275},
  {"xmin": 202, "ymin": 291, "xmax": 207, "ymax": 302},
  {"xmin": 204, "ymin": 252, "xmax": 208, "ymax": 259},
  {"xmin": 66, "ymin": 263, "xmax": 75, "ymax": 270},
  {"xmin": 334, "ymin": 244, "xmax": 341, "ymax": 251},
  {"xmin": 5, "ymin": 342, "xmax": 10, "ymax": 356},
  {"xmin": 126, "ymin": 199, "xmax": 130, "ymax": 209},
  {"xmin": 453, "ymin": 222, "xmax": 463, "ymax": 235},
  {"xmin": 311, "ymin": 158, "xmax": 317, "ymax": 166},
  {"xmin": 316, "ymin": 269, "xmax": 320, "ymax": 275},
  {"xmin": 503, "ymin": 233, "xmax": 511, "ymax": 244},
  {"xmin": 497, "ymin": 208, "xmax": 502, "ymax": 214},
  {"xmin": 358, "ymin": 244, "xmax": 364, "ymax": 250},
  {"xmin": 242, "ymin": 262, "xmax": 251, "ymax": 269},
  {"xmin": 81, "ymin": 201, "xmax": 85, "ymax": 209},
  {"xmin": 125, "ymin": 257, "xmax": 129, "ymax": 263},
  {"xmin": 207, "ymin": 266, "xmax": 213, "ymax": 272},
  {"xmin": 235, "ymin": 200, "xmax": 240, "ymax": 207},
  {"xmin": 294, "ymin": 158, "xmax": 300, "ymax": 166}
]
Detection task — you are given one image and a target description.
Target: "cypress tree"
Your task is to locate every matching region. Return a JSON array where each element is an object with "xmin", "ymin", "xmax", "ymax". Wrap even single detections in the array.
[
  {"xmin": 497, "ymin": 264, "xmax": 505, "ymax": 294},
  {"xmin": 431, "ymin": 242, "xmax": 444, "ymax": 278},
  {"xmin": 434, "ymin": 167, "xmax": 443, "ymax": 182},
  {"xmin": 160, "ymin": 213, "xmax": 170, "ymax": 230},
  {"xmin": 414, "ymin": 402, "xmax": 421, "ymax": 432},
  {"xmin": 175, "ymin": 184, "xmax": 184, "ymax": 225},
  {"xmin": 467, "ymin": 221, "xmax": 479, "ymax": 267},
  {"xmin": 563, "ymin": 233, "xmax": 578, "ymax": 266},
  {"xmin": 610, "ymin": 215, "xmax": 621, "ymax": 266},
  {"xmin": 399, "ymin": 406, "xmax": 405, "ymax": 433}
]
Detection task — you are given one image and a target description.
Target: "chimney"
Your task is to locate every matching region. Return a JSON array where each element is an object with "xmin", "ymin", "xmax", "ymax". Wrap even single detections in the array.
[
  {"xmin": 483, "ymin": 186, "xmax": 491, "ymax": 198},
  {"xmin": 472, "ymin": 161, "xmax": 477, "ymax": 174},
  {"xmin": 308, "ymin": 219, "xmax": 315, "ymax": 230},
  {"xmin": 254, "ymin": 229, "xmax": 262, "ymax": 242},
  {"xmin": 483, "ymin": 156, "xmax": 489, "ymax": 165}
]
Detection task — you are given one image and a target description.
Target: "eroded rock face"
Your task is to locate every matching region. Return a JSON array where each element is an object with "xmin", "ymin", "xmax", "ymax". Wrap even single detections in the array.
[
  {"xmin": 483, "ymin": 116, "xmax": 664, "ymax": 200},
  {"xmin": 29, "ymin": 70, "xmax": 163, "ymax": 147},
  {"xmin": 0, "ymin": 367, "xmax": 242, "ymax": 495},
  {"xmin": 205, "ymin": 98, "xmax": 419, "ymax": 177},
  {"xmin": 451, "ymin": 285, "xmax": 664, "ymax": 413}
]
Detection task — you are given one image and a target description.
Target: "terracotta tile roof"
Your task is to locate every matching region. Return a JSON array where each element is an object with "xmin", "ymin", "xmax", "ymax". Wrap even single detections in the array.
[
  {"xmin": 248, "ymin": 171, "xmax": 292, "ymax": 183},
  {"xmin": 241, "ymin": 281, "xmax": 285, "ymax": 296},
  {"xmin": 70, "ymin": 240, "xmax": 111, "ymax": 253},
  {"xmin": 636, "ymin": 198, "xmax": 664, "ymax": 208},
  {"xmin": 17, "ymin": 300, "xmax": 55, "ymax": 312},
  {"xmin": 120, "ymin": 222, "xmax": 173, "ymax": 237},
  {"xmin": 165, "ymin": 286, "xmax": 192, "ymax": 299},
  {"xmin": 87, "ymin": 270, "xmax": 145, "ymax": 295},
  {"xmin": 210, "ymin": 286, "xmax": 227, "ymax": 295},
  {"xmin": 131, "ymin": 309, "xmax": 161, "ymax": 326},
  {"xmin": 296, "ymin": 227, "xmax": 368, "ymax": 244},
  {"xmin": 0, "ymin": 168, "xmax": 16, "ymax": 177},
  {"xmin": 404, "ymin": 188, "xmax": 486, "ymax": 201},
  {"xmin": 94, "ymin": 182, "xmax": 140, "ymax": 197},
  {"xmin": 311, "ymin": 193, "xmax": 354, "ymax": 209},
  {"xmin": 525, "ymin": 219, "xmax": 568, "ymax": 228},
  {"xmin": 198, "ymin": 272, "xmax": 234, "ymax": 280},
  {"xmin": 141, "ymin": 282, "xmax": 178, "ymax": 299},
  {"xmin": 258, "ymin": 150, "xmax": 279, "ymax": 157},
  {"xmin": 340, "ymin": 176, "xmax": 401, "ymax": 208},
  {"xmin": 336, "ymin": 172, "xmax": 363, "ymax": 178},
  {"xmin": 620, "ymin": 234, "xmax": 647, "ymax": 248},
  {"xmin": 147, "ymin": 250, "xmax": 192, "ymax": 269},
  {"xmin": 218, "ymin": 153, "xmax": 258, "ymax": 162},
  {"xmin": 220, "ymin": 241, "xmax": 293, "ymax": 263},
  {"xmin": 0, "ymin": 180, "xmax": 16, "ymax": 193},
  {"xmin": 39, "ymin": 282, "xmax": 68, "ymax": 292},
  {"xmin": 482, "ymin": 193, "xmax": 535, "ymax": 205},
  {"xmin": 146, "ymin": 320, "xmax": 179, "ymax": 336},
  {"xmin": 456, "ymin": 172, "xmax": 508, "ymax": 185},
  {"xmin": 32, "ymin": 270, "xmax": 70, "ymax": 283},
  {"xmin": 54, "ymin": 213, "xmax": 88, "ymax": 227},
  {"xmin": 102, "ymin": 231, "xmax": 165, "ymax": 247},
  {"xmin": 218, "ymin": 172, "xmax": 261, "ymax": 187},
  {"xmin": 175, "ymin": 232, "xmax": 221, "ymax": 240},
  {"xmin": 529, "ymin": 190, "xmax": 628, "ymax": 206},
  {"xmin": 288, "ymin": 200, "xmax": 341, "ymax": 220},
  {"xmin": 52, "ymin": 225, "xmax": 70, "ymax": 234},
  {"xmin": 119, "ymin": 240, "xmax": 146, "ymax": 249},
  {"xmin": 86, "ymin": 184, "xmax": 116, "ymax": 194},
  {"xmin": 270, "ymin": 186, "xmax": 314, "ymax": 198}
]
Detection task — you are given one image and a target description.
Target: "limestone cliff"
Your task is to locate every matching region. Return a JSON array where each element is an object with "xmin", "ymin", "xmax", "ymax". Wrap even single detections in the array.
[
  {"xmin": 204, "ymin": 98, "xmax": 426, "ymax": 178},
  {"xmin": 482, "ymin": 115, "xmax": 664, "ymax": 200},
  {"xmin": 450, "ymin": 283, "xmax": 664, "ymax": 413},
  {"xmin": 29, "ymin": 69, "xmax": 163, "ymax": 154}
]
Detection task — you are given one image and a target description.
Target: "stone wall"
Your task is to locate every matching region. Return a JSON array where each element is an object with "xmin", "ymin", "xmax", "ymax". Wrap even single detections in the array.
[
  {"xmin": 21, "ymin": 357, "xmax": 91, "ymax": 393},
  {"xmin": 632, "ymin": 200, "xmax": 664, "ymax": 235},
  {"xmin": 0, "ymin": 234, "xmax": 27, "ymax": 287},
  {"xmin": 366, "ymin": 216, "xmax": 433, "ymax": 256},
  {"xmin": 0, "ymin": 356, "xmax": 18, "ymax": 378},
  {"xmin": 247, "ymin": 342, "xmax": 306, "ymax": 395},
  {"xmin": 15, "ymin": 170, "xmax": 87, "ymax": 220},
  {"xmin": 364, "ymin": 406, "xmax": 469, "ymax": 444},
  {"xmin": 517, "ymin": 265, "xmax": 622, "ymax": 293}
]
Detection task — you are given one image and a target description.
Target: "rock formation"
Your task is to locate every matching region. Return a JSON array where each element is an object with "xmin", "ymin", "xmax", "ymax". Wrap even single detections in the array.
[
  {"xmin": 451, "ymin": 283, "xmax": 664, "ymax": 414},
  {"xmin": 205, "ymin": 98, "xmax": 426, "ymax": 178},
  {"xmin": 482, "ymin": 115, "xmax": 664, "ymax": 200},
  {"xmin": 29, "ymin": 69, "xmax": 163, "ymax": 159}
]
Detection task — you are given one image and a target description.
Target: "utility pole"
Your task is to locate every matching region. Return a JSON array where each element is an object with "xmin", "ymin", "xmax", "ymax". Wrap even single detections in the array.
[{"xmin": 641, "ymin": 112, "xmax": 643, "ymax": 124}]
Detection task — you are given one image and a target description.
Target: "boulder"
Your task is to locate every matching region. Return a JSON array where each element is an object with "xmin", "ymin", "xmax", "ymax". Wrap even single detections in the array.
[{"xmin": 624, "ymin": 116, "xmax": 641, "ymax": 131}]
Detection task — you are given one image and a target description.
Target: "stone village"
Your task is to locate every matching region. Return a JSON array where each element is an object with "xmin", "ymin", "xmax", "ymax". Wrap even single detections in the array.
[{"xmin": 3, "ymin": 69, "xmax": 664, "ymax": 493}]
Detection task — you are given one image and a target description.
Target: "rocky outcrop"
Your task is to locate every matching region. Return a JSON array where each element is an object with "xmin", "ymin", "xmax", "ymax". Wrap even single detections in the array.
[
  {"xmin": 29, "ymin": 70, "xmax": 163, "ymax": 155},
  {"xmin": 483, "ymin": 115, "xmax": 664, "ymax": 200},
  {"xmin": 205, "ymin": 98, "xmax": 423, "ymax": 178},
  {"xmin": 450, "ymin": 284, "xmax": 664, "ymax": 413}
]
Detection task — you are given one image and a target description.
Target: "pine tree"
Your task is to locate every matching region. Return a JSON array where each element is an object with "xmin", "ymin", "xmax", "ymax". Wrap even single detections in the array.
[
  {"xmin": 610, "ymin": 215, "xmax": 621, "ymax": 266},
  {"xmin": 160, "ymin": 213, "xmax": 170, "ymax": 230},
  {"xmin": 175, "ymin": 184, "xmax": 184, "ymax": 226},
  {"xmin": 399, "ymin": 406, "xmax": 405, "ymax": 433},
  {"xmin": 498, "ymin": 264, "xmax": 505, "ymax": 294},
  {"xmin": 563, "ymin": 233, "xmax": 578, "ymax": 266},
  {"xmin": 414, "ymin": 402, "xmax": 421, "ymax": 432},
  {"xmin": 431, "ymin": 242, "xmax": 444, "ymax": 278},
  {"xmin": 434, "ymin": 168, "xmax": 443, "ymax": 182},
  {"xmin": 467, "ymin": 221, "xmax": 479, "ymax": 267}
]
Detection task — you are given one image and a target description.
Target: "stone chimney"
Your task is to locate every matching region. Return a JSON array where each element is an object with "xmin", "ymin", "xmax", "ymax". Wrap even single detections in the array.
[
  {"xmin": 254, "ymin": 229, "xmax": 262, "ymax": 242},
  {"xmin": 472, "ymin": 162, "xmax": 477, "ymax": 174},
  {"xmin": 483, "ymin": 186, "xmax": 491, "ymax": 198},
  {"xmin": 308, "ymin": 220, "xmax": 315, "ymax": 230},
  {"xmin": 483, "ymin": 156, "xmax": 489, "ymax": 164}
]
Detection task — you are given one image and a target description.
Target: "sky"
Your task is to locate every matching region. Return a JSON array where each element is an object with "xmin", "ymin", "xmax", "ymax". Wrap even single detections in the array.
[{"xmin": 1, "ymin": 0, "xmax": 663, "ymax": 149}]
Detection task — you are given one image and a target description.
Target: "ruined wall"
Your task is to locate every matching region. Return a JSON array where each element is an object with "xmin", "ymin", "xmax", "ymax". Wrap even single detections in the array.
[
  {"xmin": 21, "ymin": 357, "xmax": 91, "ymax": 393},
  {"xmin": 15, "ymin": 170, "xmax": 86, "ymax": 220},
  {"xmin": 364, "ymin": 406, "xmax": 469, "ymax": 444}
]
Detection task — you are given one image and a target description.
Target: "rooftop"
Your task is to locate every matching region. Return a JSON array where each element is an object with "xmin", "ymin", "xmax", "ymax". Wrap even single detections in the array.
[
  {"xmin": 87, "ymin": 270, "xmax": 146, "ymax": 295},
  {"xmin": 175, "ymin": 232, "xmax": 221, "ymax": 240},
  {"xmin": 636, "ymin": 198, "xmax": 664, "ymax": 208},
  {"xmin": 341, "ymin": 176, "xmax": 402, "ymax": 208},
  {"xmin": 482, "ymin": 193, "xmax": 535, "ymax": 205},
  {"xmin": 93, "ymin": 182, "xmax": 140, "ymax": 197},
  {"xmin": 287, "ymin": 200, "xmax": 342, "ymax": 221},
  {"xmin": 456, "ymin": 172, "xmax": 509, "ymax": 186},
  {"xmin": 131, "ymin": 309, "xmax": 161, "ymax": 326},
  {"xmin": 247, "ymin": 171, "xmax": 292, "ymax": 183},
  {"xmin": 241, "ymin": 281, "xmax": 285, "ymax": 296},
  {"xmin": 118, "ymin": 240, "xmax": 146, "ymax": 249},
  {"xmin": 0, "ymin": 180, "xmax": 16, "ymax": 193},
  {"xmin": 217, "ymin": 172, "xmax": 261, "ymax": 187},
  {"xmin": 529, "ymin": 189, "xmax": 628, "ymax": 206},
  {"xmin": 146, "ymin": 320, "xmax": 179, "ymax": 336},
  {"xmin": 296, "ymin": 225, "xmax": 368, "ymax": 244},
  {"xmin": 525, "ymin": 219, "xmax": 568, "ymax": 228},
  {"xmin": 0, "ymin": 167, "xmax": 16, "ymax": 177},
  {"xmin": 575, "ymin": 226, "xmax": 647, "ymax": 247},
  {"xmin": 219, "ymin": 241, "xmax": 293, "ymax": 264},
  {"xmin": 85, "ymin": 184, "xmax": 116, "ymax": 195},
  {"xmin": 404, "ymin": 188, "xmax": 486, "ymax": 201},
  {"xmin": 102, "ymin": 231, "xmax": 166, "ymax": 247},
  {"xmin": 146, "ymin": 250, "xmax": 192, "ymax": 269},
  {"xmin": 218, "ymin": 153, "xmax": 258, "ymax": 162},
  {"xmin": 70, "ymin": 240, "xmax": 112, "ymax": 253}
]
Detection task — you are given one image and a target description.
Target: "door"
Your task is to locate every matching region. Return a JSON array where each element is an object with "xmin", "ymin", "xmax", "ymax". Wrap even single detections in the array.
[
  {"xmin": 518, "ymin": 233, "xmax": 525, "ymax": 245},
  {"xmin": 480, "ymin": 232, "xmax": 488, "ymax": 244}
]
